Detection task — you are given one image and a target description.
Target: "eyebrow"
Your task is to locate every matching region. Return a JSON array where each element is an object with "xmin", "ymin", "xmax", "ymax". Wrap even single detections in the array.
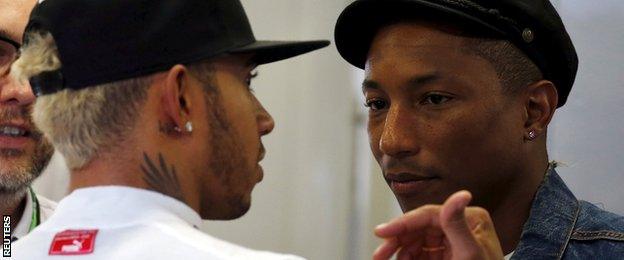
[{"xmin": 362, "ymin": 73, "xmax": 441, "ymax": 92}]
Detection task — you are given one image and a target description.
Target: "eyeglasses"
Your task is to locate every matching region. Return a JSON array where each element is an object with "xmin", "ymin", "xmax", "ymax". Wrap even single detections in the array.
[{"xmin": 0, "ymin": 35, "xmax": 20, "ymax": 77}]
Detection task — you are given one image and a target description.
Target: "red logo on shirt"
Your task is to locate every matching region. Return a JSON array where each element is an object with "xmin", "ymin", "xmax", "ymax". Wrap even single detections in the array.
[{"xmin": 49, "ymin": 229, "xmax": 98, "ymax": 255}]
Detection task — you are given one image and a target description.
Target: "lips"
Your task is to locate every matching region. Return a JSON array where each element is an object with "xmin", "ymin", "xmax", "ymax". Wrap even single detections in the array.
[
  {"xmin": 256, "ymin": 165, "xmax": 264, "ymax": 183},
  {"xmin": 255, "ymin": 143, "xmax": 266, "ymax": 183},
  {"xmin": 385, "ymin": 172, "xmax": 439, "ymax": 195},
  {"xmin": 258, "ymin": 144, "xmax": 266, "ymax": 162},
  {"xmin": 0, "ymin": 124, "xmax": 34, "ymax": 150},
  {"xmin": 0, "ymin": 106, "xmax": 38, "ymax": 150}
]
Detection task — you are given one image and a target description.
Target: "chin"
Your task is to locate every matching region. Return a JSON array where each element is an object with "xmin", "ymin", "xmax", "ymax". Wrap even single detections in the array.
[
  {"xmin": 231, "ymin": 204, "xmax": 251, "ymax": 219},
  {"xmin": 200, "ymin": 196, "xmax": 251, "ymax": 220},
  {"xmin": 396, "ymin": 193, "xmax": 448, "ymax": 212},
  {"xmin": 227, "ymin": 197, "xmax": 252, "ymax": 219}
]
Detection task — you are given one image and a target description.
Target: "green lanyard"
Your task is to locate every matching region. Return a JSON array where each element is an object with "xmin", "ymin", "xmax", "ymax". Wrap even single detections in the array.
[{"xmin": 27, "ymin": 186, "xmax": 41, "ymax": 232}]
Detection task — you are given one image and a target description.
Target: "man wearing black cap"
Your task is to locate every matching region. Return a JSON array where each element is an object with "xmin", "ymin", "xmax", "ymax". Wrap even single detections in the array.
[
  {"xmin": 335, "ymin": 0, "xmax": 624, "ymax": 259},
  {"xmin": 11, "ymin": 0, "xmax": 328, "ymax": 259}
]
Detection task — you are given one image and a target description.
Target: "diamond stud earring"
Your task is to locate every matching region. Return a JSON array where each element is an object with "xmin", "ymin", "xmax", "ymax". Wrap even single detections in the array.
[
  {"xmin": 185, "ymin": 121, "xmax": 193, "ymax": 133},
  {"xmin": 528, "ymin": 130, "xmax": 537, "ymax": 140}
]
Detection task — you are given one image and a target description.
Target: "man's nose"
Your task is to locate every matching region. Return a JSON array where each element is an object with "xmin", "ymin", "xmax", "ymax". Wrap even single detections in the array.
[
  {"xmin": 254, "ymin": 97, "xmax": 275, "ymax": 136},
  {"xmin": 379, "ymin": 106, "xmax": 420, "ymax": 158},
  {"xmin": 0, "ymin": 75, "xmax": 35, "ymax": 106}
]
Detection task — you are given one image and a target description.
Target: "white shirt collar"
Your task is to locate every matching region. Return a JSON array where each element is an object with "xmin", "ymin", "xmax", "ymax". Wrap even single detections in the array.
[
  {"xmin": 12, "ymin": 189, "xmax": 34, "ymax": 240},
  {"xmin": 40, "ymin": 186, "xmax": 202, "ymax": 230}
]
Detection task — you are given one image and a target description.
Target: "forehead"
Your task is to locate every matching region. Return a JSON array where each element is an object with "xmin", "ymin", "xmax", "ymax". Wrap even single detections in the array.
[
  {"xmin": 365, "ymin": 22, "xmax": 499, "ymax": 91},
  {"xmin": 0, "ymin": 0, "xmax": 37, "ymax": 43}
]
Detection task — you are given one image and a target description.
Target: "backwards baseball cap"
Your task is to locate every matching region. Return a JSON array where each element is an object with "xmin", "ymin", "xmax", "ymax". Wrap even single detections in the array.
[
  {"xmin": 335, "ymin": 0, "xmax": 578, "ymax": 107},
  {"xmin": 26, "ymin": 0, "xmax": 330, "ymax": 96}
]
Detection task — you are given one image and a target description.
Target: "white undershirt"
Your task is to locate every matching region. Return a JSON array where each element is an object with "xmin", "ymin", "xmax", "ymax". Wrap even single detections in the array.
[{"xmin": 504, "ymin": 251, "xmax": 514, "ymax": 260}]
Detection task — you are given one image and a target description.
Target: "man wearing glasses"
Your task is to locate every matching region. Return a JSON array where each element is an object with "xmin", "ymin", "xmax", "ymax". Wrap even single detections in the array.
[{"xmin": 0, "ymin": 0, "xmax": 56, "ymax": 244}]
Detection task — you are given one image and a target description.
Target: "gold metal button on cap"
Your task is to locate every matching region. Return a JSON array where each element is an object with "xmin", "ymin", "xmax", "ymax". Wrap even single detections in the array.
[{"xmin": 522, "ymin": 28, "xmax": 535, "ymax": 43}]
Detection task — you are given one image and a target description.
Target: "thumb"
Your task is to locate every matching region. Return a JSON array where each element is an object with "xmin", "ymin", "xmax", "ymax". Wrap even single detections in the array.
[{"xmin": 439, "ymin": 190, "xmax": 479, "ymax": 254}]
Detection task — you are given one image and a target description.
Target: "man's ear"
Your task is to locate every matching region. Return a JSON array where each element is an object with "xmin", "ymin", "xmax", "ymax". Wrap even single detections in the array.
[
  {"xmin": 523, "ymin": 80, "xmax": 558, "ymax": 138},
  {"xmin": 161, "ymin": 64, "xmax": 192, "ymax": 131}
]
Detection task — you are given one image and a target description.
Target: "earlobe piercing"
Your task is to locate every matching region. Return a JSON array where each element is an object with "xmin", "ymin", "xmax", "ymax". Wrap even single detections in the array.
[
  {"xmin": 171, "ymin": 122, "xmax": 192, "ymax": 133},
  {"xmin": 528, "ymin": 130, "xmax": 537, "ymax": 140},
  {"xmin": 185, "ymin": 121, "xmax": 193, "ymax": 133}
]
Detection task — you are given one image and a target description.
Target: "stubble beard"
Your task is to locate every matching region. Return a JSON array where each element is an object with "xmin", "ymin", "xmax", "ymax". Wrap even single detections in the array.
[
  {"xmin": 0, "ymin": 107, "xmax": 54, "ymax": 195},
  {"xmin": 203, "ymin": 90, "xmax": 256, "ymax": 219}
]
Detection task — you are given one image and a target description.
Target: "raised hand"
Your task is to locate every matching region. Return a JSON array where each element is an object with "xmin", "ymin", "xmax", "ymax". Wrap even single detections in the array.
[{"xmin": 373, "ymin": 191, "xmax": 504, "ymax": 260}]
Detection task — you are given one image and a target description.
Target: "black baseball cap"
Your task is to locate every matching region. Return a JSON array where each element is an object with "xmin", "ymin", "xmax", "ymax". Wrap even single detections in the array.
[
  {"xmin": 26, "ymin": 0, "xmax": 330, "ymax": 96},
  {"xmin": 335, "ymin": 0, "xmax": 578, "ymax": 107}
]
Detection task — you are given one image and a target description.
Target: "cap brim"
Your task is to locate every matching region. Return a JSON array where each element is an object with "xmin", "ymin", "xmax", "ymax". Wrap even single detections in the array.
[
  {"xmin": 230, "ymin": 40, "xmax": 330, "ymax": 65},
  {"xmin": 335, "ymin": 0, "xmax": 505, "ymax": 69}
]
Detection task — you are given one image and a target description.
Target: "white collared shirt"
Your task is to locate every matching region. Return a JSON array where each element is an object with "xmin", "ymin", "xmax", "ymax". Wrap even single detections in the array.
[
  {"xmin": 13, "ymin": 186, "xmax": 304, "ymax": 260},
  {"xmin": 12, "ymin": 189, "xmax": 57, "ymax": 240}
]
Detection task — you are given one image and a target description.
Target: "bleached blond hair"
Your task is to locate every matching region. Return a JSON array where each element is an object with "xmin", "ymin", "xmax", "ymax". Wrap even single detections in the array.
[{"xmin": 12, "ymin": 31, "xmax": 153, "ymax": 169}]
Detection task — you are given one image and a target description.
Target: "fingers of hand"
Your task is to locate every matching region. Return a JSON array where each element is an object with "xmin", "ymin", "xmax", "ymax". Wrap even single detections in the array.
[
  {"xmin": 439, "ymin": 190, "xmax": 472, "ymax": 231},
  {"xmin": 374, "ymin": 191, "xmax": 502, "ymax": 259},
  {"xmin": 393, "ymin": 227, "xmax": 445, "ymax": 260},
  {"xmin": 375, "ymin": 205, "xmax": 441, "ymax": 238},
  {"xmin": 458, "ymin": 205, "xmax": 505, "ymax": 259},
  {"xmin": 394, "ymin": 238, "xmax": 425, "ymax": 260},
  {"xmin": 421, "ymin": 230, "xmax": 445, "ymax": 260},
  {"xmin": 466, "ymin": 210, "xmax": 505, "ymax": 259},
  {"xmin": 396, "ymin": 246, "xmax": 416, "ymax": 260},
  {"xmin": 439, "ymin": 190, "xmax": 481, "ymax": 253},
  {"xmin": 465, "ymin": 208, "xmax": 494, "ymax": 236},
  {"xmin": 374, "ymin": 216, "xmax": 445, "ymax": 260},
  {"xmin": 373, "ymin": 238, "xmax": 400, "ymax": 260}
]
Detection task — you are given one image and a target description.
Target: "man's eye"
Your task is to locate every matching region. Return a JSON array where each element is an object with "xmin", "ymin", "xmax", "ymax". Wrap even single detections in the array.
[
  {"xmin": 364, "ymin": 99, "xmax": 388, "ymax": 111},
  {"xmin": 422, "ymin": 94, "xmax": 452, "ymax": 105},
  {"xmin": 245, "ymin": 71, "xmax": 259, "ymax": 90}
]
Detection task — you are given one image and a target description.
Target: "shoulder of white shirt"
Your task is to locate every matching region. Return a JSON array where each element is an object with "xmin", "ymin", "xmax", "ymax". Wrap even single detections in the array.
[
  {"xmin": 24, "ymin": 191, "xmax": 304, "ymax": 260},
  {"xmin": 151, "ymin": 219, "xmax": 305, "ymax": 259}
]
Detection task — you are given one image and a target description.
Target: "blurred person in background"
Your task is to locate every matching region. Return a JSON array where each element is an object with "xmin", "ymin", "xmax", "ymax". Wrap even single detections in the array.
[{"xmin": 0, "ymin": 0, "xmax": 55, "ymax": 243}]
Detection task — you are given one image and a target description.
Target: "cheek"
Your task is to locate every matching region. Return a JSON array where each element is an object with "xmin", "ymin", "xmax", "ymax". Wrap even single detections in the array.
[
  {"xmin": 427, "ymin": 106, "xmax": 517, "ymax": 171},
  {"xmin": 434, "ymin": 119, "xmax": 483, "ymax": 156},
  {"xmin": 367, "ymin": 117, "xmax": 384, "ymax": 158},
  {"xmin": 227, "ymin": 98, "xmax": 260, "ymax": 155}
]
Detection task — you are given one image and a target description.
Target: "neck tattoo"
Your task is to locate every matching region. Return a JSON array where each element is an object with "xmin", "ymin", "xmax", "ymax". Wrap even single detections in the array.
[{"xmin": 140, "ymin": 152, "xmax": 185, "ymax": 202}]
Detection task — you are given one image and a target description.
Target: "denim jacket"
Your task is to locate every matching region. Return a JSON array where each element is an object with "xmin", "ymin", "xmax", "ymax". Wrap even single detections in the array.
[{"xmin": 511, "ymin": 167, "xmax": 624, "ymax": 259}]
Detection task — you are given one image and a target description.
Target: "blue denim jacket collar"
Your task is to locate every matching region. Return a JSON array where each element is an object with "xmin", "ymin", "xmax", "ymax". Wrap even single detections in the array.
[{"xmin": 511, "ymin": 166, "xmax": 580, "ymax": 259}]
